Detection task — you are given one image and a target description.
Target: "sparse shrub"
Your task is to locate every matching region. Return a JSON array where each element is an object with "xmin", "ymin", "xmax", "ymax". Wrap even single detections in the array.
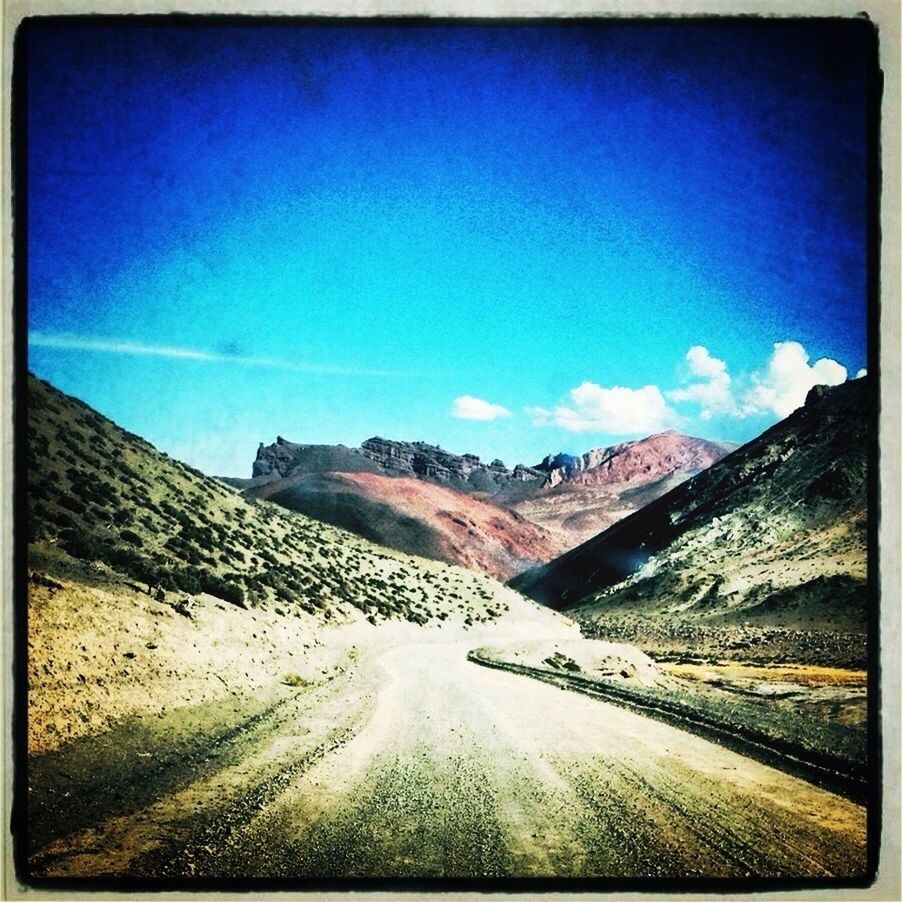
[
  {"xmin": 48, "ymin": 507, "xmax": 77, "ymax": 530},
  {"xmin": 171, "ymin": 569, "xmax": 201, "ymax": 595},
  {"xmin": 120, "ymin": 529, "xmax": 143, "ymax": 547},
  {"xmin": 58, "ymin": 494, "xmax": 86, "ymax": 516},
  {"xmin": 59, "ymin": 527, "xmax": 106, "ymax": 561},
  {"xmin": 199, "ymin": 574, "xmax": 246, "ymax": 608}
]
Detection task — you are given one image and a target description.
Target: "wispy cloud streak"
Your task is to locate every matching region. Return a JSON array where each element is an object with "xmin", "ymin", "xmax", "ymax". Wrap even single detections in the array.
[{"xmin": 28, "ymin": 332, "xmax": 412, "ymax": 377}]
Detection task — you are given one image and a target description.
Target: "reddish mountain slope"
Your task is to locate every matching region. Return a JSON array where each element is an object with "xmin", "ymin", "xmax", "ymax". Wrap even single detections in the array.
[
  {"xmin": 237, "ymin": 431, "xmax": 734, "ymax": 577},
  {"xmin": 247, "ymin": 471, "xmax": 568, "ymax": 581},
  {"xmin": 508, "ymin": 432, "xmax": 737, "ymax": 547}
]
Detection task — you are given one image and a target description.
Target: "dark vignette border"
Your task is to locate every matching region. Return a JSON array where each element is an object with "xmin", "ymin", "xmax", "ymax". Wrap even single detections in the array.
[{"xmin": 9, "ymin": 12, "xmax": 883, "ymax": 894}]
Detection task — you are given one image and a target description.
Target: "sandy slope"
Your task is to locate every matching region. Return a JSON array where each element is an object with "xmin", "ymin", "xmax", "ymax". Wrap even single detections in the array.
[
  {"xmin": 250, "ymin": 470, "xmax": 568, "ymax": 580},
  {"xmin": 28, "ymin": 621, "xmax": 866, "ymax": 880}
]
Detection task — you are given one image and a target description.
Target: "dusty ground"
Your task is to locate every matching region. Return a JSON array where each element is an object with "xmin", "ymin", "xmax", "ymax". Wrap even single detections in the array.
[
  {"xmin": 26, "ymin": 603, "xmax": 867, "ymax": 881},
  {"xmin": 27, "ymin": 576, "xmax": 343, "ymax": 755},
  {"xmin": 470, "ymin": 637, "xmax": 674, "ymax": 688}
]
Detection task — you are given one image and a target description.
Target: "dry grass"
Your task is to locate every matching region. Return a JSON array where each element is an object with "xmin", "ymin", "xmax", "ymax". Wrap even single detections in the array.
[{"xmin": 660, "ymin": 662, "xmax": 868, "ymax": 688}]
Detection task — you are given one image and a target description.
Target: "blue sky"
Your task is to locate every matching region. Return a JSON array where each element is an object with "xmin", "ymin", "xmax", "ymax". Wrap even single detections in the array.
[{"xmin": 24, "ymin": 20, "xmax": 872, "ymax": 475}]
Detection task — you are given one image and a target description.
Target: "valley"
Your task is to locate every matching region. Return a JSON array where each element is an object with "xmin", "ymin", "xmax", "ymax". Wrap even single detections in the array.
[
  {"xmin": 19, "ymin": 374, "xmax": 872, "ymax": 883},
  {"xmin": 27, "ymin": 598, "xmax": 866, "ymax": 881},
  {"xmin": 16, "ymin": 16, "xmax": 881, "ymax": 891}
]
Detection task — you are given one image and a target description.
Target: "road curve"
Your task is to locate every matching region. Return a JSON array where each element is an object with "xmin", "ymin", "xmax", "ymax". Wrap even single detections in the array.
[{"xmin": 29, "ymin": 635, "xmax": 867, "ymax": 880}]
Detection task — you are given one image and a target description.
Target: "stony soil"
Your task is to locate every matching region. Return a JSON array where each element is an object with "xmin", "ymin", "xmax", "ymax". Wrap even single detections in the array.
[{"xmin": 26, "ymin": 614, "xmax": 867, "ymax": 881}]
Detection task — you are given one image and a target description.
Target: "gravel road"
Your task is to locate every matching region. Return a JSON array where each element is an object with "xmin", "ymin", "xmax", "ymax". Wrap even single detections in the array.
[{"xmin": 28, "ymin": 632, "xmax": 867, "ymax": 880}]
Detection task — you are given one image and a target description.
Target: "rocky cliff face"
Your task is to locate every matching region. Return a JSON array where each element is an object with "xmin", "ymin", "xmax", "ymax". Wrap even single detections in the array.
[
  {"xmin": 252, "ymin": 435, "xmax": 546, "ymax": 493},
  {"xmin": 357, "ymin": 438, "xmax": 545, "ymax": 490},
  {"xmin": 251, "ymin": 437, "xmax": 381, "ymax": 481}
]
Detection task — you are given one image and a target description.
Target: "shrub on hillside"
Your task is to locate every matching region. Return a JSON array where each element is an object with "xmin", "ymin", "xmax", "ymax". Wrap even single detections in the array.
[
  {"xmin": 59, "ymin": 527, "xmax": 107, "ymax": 561},
  {"xmin": 58, "ymin": 494, "xmax": 86, "ymax": 516},
  {"xmin": 171, "ymin": 568, "xmax": 201, "ymax": 595},
  {"xmin": 199, "ymin": 574, "xmax": 246, "ymax": 608},
  {"xmin": 120, "ymin": 529, "xmax": 143, "ymax": 547},
  {"xmin": 48, "ymin": 508, "xmax": 77, "ymax": 530}
]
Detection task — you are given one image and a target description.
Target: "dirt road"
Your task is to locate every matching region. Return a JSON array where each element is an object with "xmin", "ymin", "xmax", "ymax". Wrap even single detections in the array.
[{"xmin": 28, "ymin": 631, "xmax": 867, "ymax": 880}]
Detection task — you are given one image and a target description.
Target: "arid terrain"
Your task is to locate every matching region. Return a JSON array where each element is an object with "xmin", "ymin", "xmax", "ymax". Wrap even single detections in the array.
[
  {"xmin": 510, "ymin": 378, "xmax": 868, "ymax": 620},
  {"xmin": 27, "ymin": 594, "xmax": 865, "ymax": 880},
  {"xmin": 503, "ymin": 431, "xmax": 737, "ymax": 547},
  {"xmin": 230, "ymin": 431, "xmax": 734, "ymax": 577},
  {"xmin": 244, "ymin": 470, "xmax": 568, "ymax": 581},
  {"xmin": 20, "ymin": 374, "xmax": 871, "ymax": 883}
]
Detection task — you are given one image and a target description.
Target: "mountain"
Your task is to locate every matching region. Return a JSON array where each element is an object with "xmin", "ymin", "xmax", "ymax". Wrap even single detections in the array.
[
  {"xmin": 503, "ymin": 432, "xmax": 737, "ymax": 546},
  {"xmin": 533, "ymin": 431, "xmax": 737, "ymax": 490},
  {"xmin": 243, "ymin": 435, "xmax": 546, "ymax": 492},
  {"xmin": 509, "ymin": 378, "xmax": 869, "ymax": 633},
  {"xmin": 235, "ymin": 432, "xmax": 734, "ymax": 575},
  {"xmin": 26, "ymin": 373, "xmax": 530, "ymax": 632},
  {"xmin": 246, "ymin": 471, "xmax": 567, "ymax": 581}
]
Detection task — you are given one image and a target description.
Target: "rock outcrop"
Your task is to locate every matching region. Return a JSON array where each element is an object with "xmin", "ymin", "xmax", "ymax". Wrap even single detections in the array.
[
  {"xmin": 251, "ymin": 435, "xmax": 547, "ymax": 493},
  {"xmin": 251, "ymin": 437, "xmax": 380, "ymax": 481}
]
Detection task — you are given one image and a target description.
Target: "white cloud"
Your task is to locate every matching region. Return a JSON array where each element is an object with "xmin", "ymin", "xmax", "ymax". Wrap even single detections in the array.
[
  {"xmin": 856, "ymin": 368, "xmax": 868, "ymax": 379},
  {"xmin": 530, "ymin": 340, "xmax": 855, "ymax": 438},
  {"xmin": 451, "ymin": 395, "xmax": 511, "ymax": 421},
  {"xmin": 742, "ymin": 341, "xmax": 847, "ymax": 419},
  {"xmin": 524, "ymin": 405, "xmax": 553, "ymax": 426},
  {"xmin": 550, "ymin": 382, "xmax": 681, "ymax": 434},
  {"xmin": 666, "ymin": 345, "xmax": 738, "ymax": 420},
  {"xmin": 686, "ymin": 345, "xmax": 727, "ymax": 379},
  {"xmin": 28, "ymin": 331, "xmax": 410, "ymax": 377}
]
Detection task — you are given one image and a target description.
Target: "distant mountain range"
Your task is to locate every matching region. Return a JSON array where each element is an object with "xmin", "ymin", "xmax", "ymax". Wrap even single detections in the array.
[
  {"xmin": 224, "ymin": 431, "xmax": 736, "ymax": 579},
  {"xmin": 510, "ymin": 378, "xmax": 869, "ymax": 634},
  {"xmin": 28, "ymin": 370, "xmax": 868, "ymax": 640}
]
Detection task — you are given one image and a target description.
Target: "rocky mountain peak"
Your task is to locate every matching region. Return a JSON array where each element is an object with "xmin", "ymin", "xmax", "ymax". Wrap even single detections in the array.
[
  {"xmin": 250, "ymin": 429, "xmax": 735, "ymax": 500},
  {"xmin": 535, "ymin": 432, "xmax": 736, "ymax": 490}
]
